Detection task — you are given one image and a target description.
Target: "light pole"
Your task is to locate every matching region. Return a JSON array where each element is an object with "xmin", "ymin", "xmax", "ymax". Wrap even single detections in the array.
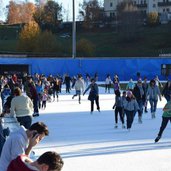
[{"xmin": 72, "ymin": 0, "xmax": 76, "ymax": 58}]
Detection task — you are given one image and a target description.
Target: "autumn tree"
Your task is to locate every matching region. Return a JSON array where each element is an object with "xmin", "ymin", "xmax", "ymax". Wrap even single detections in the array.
[
  {"xmin": 117, "ymin": 0, "xmax": 142, "ymax": 41},
  {"xmin": 147, "ymin": 12, "xmax": 159, "ymax": 26},
  {"xmin": 79, "ymin": 0, "xmax": 103, "ymax": 29},
  {"xmin": 77, "ymin": 39, "xmax": 95, "ymax": 57},
  {"xmin": 33, "ymin": 0, "xmax": 62, "ymax": 32},
  {"xmin": 7, "ymin": 1, "xmax": 36, "ymax": 24},
  {"xmin": 17, "ymin": 21, "xmax": 40, "ymax": 52}
]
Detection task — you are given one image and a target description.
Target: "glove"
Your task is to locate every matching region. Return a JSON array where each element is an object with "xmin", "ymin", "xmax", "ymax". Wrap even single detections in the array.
[{"xmin": 112, "ymin": 106, "xmax": 115, "ymax": 109}]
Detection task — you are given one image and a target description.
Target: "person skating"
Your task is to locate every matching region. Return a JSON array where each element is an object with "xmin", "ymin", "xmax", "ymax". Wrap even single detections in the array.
[
  {"xmin": 113, "ymin": 90, "xmax": 125, "ymax": 129},
  {"xmin": 72, "ymin": 75, "xmax": 84, "ymax": 104},
  {"xmin": 146, "ymin": 79, "xmax": 162, "ymax": 119},
  {"xmin": 133, "ymin": 79, "xmax": 145, "ymax": 124},
  {"xmin": 83, "ymin": 78, "xmax": 100, "ymax": 114},
  {"xmin": 155, "ymin": 97, "xmax": 171, "ymax": 143},
  {"xmin": 123, "ymin": 91, "xmax": 139, "ymax": 131}
]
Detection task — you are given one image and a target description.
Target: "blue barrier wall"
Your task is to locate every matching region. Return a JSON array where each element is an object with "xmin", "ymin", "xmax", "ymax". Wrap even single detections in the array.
[{"xmin": 0, "ymin": 57, "xmax": 171, "ymax": 81}]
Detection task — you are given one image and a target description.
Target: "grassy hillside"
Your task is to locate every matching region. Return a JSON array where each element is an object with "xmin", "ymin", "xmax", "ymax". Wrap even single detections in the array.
[{"xmin": 0, "ymin": 23, "xmax": 171, "ymax": 57}]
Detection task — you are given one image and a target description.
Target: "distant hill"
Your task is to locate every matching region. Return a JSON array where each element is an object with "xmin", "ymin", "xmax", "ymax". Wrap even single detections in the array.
[{"xmin": 0, "ymin": 23, "xmax": 171, "ymax": 57}]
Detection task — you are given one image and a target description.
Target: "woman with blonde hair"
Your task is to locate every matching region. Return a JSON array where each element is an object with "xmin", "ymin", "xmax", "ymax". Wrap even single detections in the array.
[{"xmin": 10, "ymin": 87, "xmax": 33, "ymax": 129}]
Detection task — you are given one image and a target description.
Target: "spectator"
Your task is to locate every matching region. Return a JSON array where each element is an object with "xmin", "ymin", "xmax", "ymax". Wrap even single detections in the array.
[
  {"xmin": 10, "ymin": 87, "xmax": 33, "ymax": 129},
  {"xmin": 0, "ymin": 122, "xmax": 49, "ymax": 171},
  {"xmin": 7, "ymin": 151, "xmax": 64, "ymax": 171}
]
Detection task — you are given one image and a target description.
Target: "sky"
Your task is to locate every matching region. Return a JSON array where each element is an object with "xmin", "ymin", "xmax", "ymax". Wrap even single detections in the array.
[
  {"xmin": 4, "ymin": 85, "xmax": 171, "ymax": 171},
  {"xmin": 0, "ymin": 0, "xmax": 103, "ymax": 22}
]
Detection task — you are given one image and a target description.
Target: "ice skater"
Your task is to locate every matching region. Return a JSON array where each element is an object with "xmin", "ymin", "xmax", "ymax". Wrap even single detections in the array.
[
  {"xmin": 83, "ymin": 78, "xmax": 100, "ymax": 114},
  {"xmin": 155, "ymin": 96, "xmax": 171, "ymax": 143}
]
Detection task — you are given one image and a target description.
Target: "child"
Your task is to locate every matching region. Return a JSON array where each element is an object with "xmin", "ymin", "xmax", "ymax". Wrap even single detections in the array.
[
  {"xmin": 155, "ymin": 98, "xmax": 171, "ymax": 142},
  {"xmin": 113, "ymin": 90, "xmax": 125, "ymax": 129},
  {"xmin": 42, "ymin": 91, "xmax": 48, "ymax": 109}
]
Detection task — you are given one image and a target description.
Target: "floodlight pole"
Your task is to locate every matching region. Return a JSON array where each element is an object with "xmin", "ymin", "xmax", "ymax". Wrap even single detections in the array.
[{"xmin": 72, "ymin": 0, "xmax": 76, "ymax": 59}]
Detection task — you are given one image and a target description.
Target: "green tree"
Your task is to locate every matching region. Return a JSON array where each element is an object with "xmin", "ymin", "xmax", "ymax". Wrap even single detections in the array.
[
  {"xmin": 79, "ymin": 0, "xmax": 103, "ymax": 29},
  {"xmin": 33, "ymin": 0, "xmax": 62, "ymax": 32},
  {"xmin": 35, "ymin": 31, "xmax": 61, "ymax": 53},
  {"xmin": 77, "ymin": 39, "xmax": 95, "ymax": 57}
]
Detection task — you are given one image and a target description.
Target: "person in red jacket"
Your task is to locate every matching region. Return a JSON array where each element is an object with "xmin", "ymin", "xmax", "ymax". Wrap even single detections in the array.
[{"xmin": 7, "ymin": 151, "xmax": 64, "ymax": 171}]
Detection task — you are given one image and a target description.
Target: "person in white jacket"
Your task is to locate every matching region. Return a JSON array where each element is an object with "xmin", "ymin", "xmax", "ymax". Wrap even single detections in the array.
[
  {"xmin": 10, "ymin": 87, "xmax": 33, "ymax": 129},
  {"xmin": 72, "ymin": 75, "xmax": 84, "ymax": 104}
]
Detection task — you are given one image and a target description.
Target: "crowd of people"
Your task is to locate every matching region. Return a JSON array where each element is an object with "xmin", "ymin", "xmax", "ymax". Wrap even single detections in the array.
[{"xmin": 0, "ymin": 71, "xmax": 171, "ymax": 171}]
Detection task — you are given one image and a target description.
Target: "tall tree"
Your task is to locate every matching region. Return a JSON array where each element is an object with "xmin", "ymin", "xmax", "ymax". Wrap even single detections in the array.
[
  {"xmin": 33, "ymin": 0, "xmax": 62, "ymax": 32},
  {"xmin": 79, "ymin": 0, "xmax": 103, "ymax": 29},
  {"xmin": 7, "ymin": 1, "xmax": 36, "ymax": 24}
]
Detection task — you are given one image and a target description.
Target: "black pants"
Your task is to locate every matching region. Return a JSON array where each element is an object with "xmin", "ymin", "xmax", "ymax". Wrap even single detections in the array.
[
  {"xmin": 91, "ymin": 96, "xmax": 100, "ymax": 112},
  {"xmin": 158, "ymin": 116, "xmax": 171, "ymax": 137},
  {"xmin": 16, "ymin": 115, "xmax": 32, "ymax": 129},
  {"xmin": 105, "ymin": 84, "xmax": 111, "ymax": 93},
  {"xmin": 115, "ymin": 107, "xmax": 124, "ymax": 124},
  {"xmin": 125, "ymin": 110, "xmax": 134, "ymax": 129},
  {"xmin": 42, "ymin": 101, "xmax": 46, "ymax": 109}
]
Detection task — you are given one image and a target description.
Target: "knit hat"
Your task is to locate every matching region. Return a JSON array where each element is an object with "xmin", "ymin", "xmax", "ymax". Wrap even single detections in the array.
[
  {"xmin": 138, "ymin": 78, "xmax": 142, "ymax": 83},
  {"xmin": 127, "ymin": 90, "xmax": 132, "ymax": 96}
]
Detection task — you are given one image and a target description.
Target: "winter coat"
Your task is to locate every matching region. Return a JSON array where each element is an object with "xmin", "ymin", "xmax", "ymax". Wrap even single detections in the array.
[
  {"xmin": 133, "ymin": 85, "xmax": 145, "ymax": 102},
  {"xmin": 114, "ymin": 96, "xmax": 123, "ymax": 108},
  {"xmin": 75, "ymin": 79, "xmax": 84, "ymax": 91},
  {"xmin": 146, "ymin": 85, "xmax": 161, "ymax": 101},
  {"xmin": 123, "ymin": 97, "xmax": 139, "ymax": 112},
  {"xmin": 7, "ymin": 155, "xmax": 36, "ymax": 171},
  {"xmin": 84, "ymin": 83, "xmax": 99, "ymax": 101}
]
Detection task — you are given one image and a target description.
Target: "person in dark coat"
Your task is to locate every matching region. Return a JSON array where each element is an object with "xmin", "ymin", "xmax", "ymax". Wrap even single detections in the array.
[
  {"xmin": 83, "ymin": 78, "xmax": 100, "ymax": 114},
  {"xmin": 133, "ymin": 79, "xmax": 145, "ymax": 123}
]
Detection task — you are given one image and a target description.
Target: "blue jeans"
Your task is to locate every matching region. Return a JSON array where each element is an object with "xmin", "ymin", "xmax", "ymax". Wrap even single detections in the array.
[{"xmin": 149, "ymin": 99, "xmax": 158, "ymax": 113}]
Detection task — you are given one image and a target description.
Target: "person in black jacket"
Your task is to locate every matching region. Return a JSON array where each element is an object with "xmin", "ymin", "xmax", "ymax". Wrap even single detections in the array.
[
  {"xmin": 133, "ymin": 79, "xmax": 145, "ymax": 123},
  {"xmin": 83, "ymin": 78, "xmax": 100, "ymax": 114}
]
